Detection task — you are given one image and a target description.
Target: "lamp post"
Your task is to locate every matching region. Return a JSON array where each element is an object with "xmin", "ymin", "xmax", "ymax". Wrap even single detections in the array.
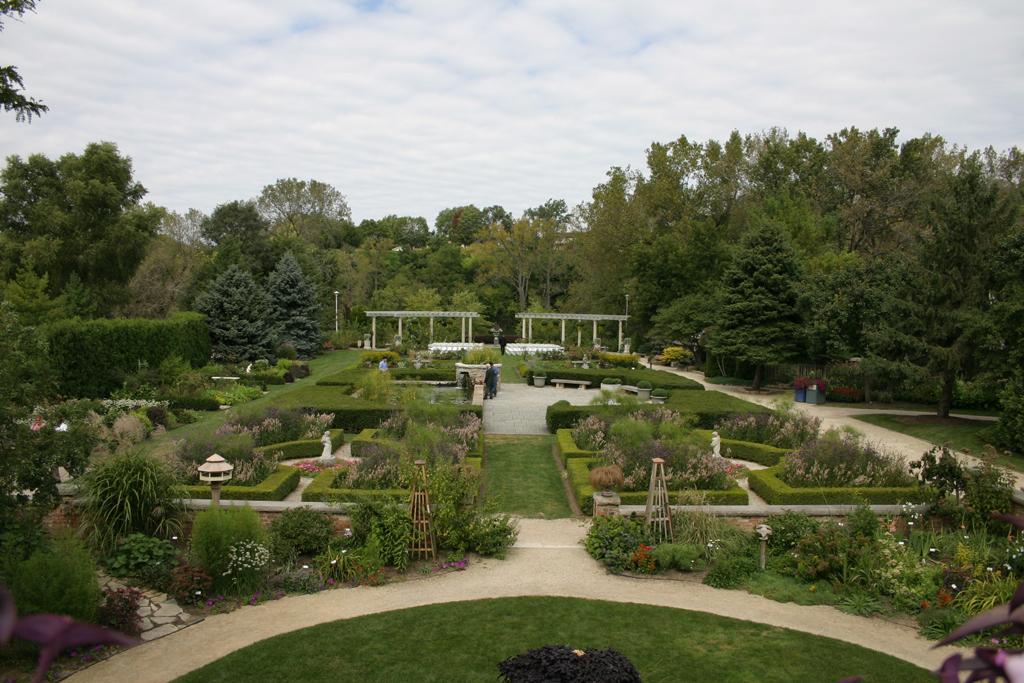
[
  {"xmin": 334, "ymin": 291, "xmax": 340, "ymax": 332},
  {"xmin": 625, "ymin": 294, "xmax": 629, "ymax": 318},
  {"xmin": 198, "ymin": 453, "xmax": 234, "ymax": 507}
]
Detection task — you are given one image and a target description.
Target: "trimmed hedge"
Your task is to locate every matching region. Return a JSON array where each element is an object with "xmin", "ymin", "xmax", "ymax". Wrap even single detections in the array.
[
  {"xmin": 47, "ymin": 312, "xmax": 212, "ymax": 398},
  {"xmin": 301, "ymin": 456, "xmax": 483, "ymax": 503},
  {"xmin": 554, "ymin": 429, "xmax": 599, "ymax": 465},
  {"xmin": 351, "ymin": 429, "xmax": 485, "ymax": 459},
  {"xmin": 566, "ymin": 458, "xmax": 747, "ymax": 515},
  {"xmin": 162, "ymin": 396, "xmax": 222, "ymax": 412},
  {"xmin": 523, "ymin": 367, "xmax": 704, "ymax": 392},
  {"xmin": 238, "ymin": 373, "xmax": 286, "ymax": 386},
  {"xmin": 664, "ymin": 391, "xmax": 770, "ymax": 430},
  {"xmin": 691, "ymin": 429, "xmax": 789, "ymax": 467},
  {"xmin": 183, "ymin": 464, "xmax": 300, "ymax": 501},
  {"xmin": 747, "ymin": 459, "xmax": 933, "ymax": 505},
  {"xmin": 255, "ymin": 430, "xmax": 345, "ymax": 460}
]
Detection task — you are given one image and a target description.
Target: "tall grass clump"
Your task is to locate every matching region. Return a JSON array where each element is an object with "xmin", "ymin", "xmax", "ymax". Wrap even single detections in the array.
[
  {"xmin": 464, "ymin": 347, "xmax": 499, "ymax": 365},
  {"xmin": 190, "ymin": 504, "xmax": 268, "ymax": 594},
  {"xmin": 781, "ymin": 431, "xmax": 914, "ymax": 488},
  {"xmin": 715, "ymin": 403, "xmax": 821, "ymax": 449},
  {"xmin": 79, "ymin": 449, "xmax": 186, "ymax": 552},
  {"xmin": 356, "ymin": 369, "xmax": 394, "ymax": 404}
]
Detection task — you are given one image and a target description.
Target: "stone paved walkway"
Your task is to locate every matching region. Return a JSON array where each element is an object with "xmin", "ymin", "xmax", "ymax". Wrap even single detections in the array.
[
  {"xmin": 97, "ymin": 573, "xmax": 196, "ymax": 642},
  {"xmin": 483, "ymin": 382, "xmax": 595, "ymax": 434}
]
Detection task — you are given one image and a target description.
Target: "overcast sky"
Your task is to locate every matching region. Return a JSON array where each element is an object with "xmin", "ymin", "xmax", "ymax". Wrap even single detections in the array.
[{"xmin": 2, "ymin": 0, "xmax": 1022, "ymax": 225}]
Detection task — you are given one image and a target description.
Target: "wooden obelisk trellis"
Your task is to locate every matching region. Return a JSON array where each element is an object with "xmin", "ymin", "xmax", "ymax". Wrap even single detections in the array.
[
  {"xmin": 409, "ymin": 460, "xmax": 436, "ymax": 560},
  {"xmin": 644, "ymin": 458, "xmax": 674, "ymax": 542}
]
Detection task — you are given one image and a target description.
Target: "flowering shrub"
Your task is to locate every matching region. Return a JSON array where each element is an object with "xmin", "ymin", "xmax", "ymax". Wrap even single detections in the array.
[
  {"xmin": 347, "ymin": 441, "xmax": 405, "ymax": 489},
  {"xmin": 780, "ymin": 433, "xmax": 915, "ymax": 488},
  {"xmin": 168, "ymin": 432, "xmax": 281, "ymax": 486},
  {"xmin": 628, "ymin": 544, "xmax": 657, "ymax": 574},
  {"xmin": 294, "ymin": 459, "xmax": 349, "ymax": 474},
  {"xmin": 223, "ymin": 540, "xmax": 270, "ymax": 594},
  {"xmin": 572, "ymin": 414, "xmax": 608, "ymax": 451},
  {"xmin": 873, "ymin": 532, "xmax": 933, "ymax": 609},
  {"xmin": 221, "ymin": 407, "xmax": 334, "ymax": 447},
  {"xmin": 203, "ymin": 384, "xmax": 263, "ymax": 406},
  {"xmin": 168, "ymin": 565, "xmax": 214, "ymax": 605},
  {"xmin": 824, "ymin": 361, "xmax": 863, "ymax": 402},
  {"xmin": 660, "ymin": 347, "xmax": 692, "ymax": 364},
  {"xmin": 794, "ymin": 377, "xmax": 826, "ymax": 391},
  {"xmin": 715, "ymin": 409, "xmax": 821, "ymax": 450},
  {"xmin": 100, "ymin": 398, "xmax": 170, "ymax": 414}
]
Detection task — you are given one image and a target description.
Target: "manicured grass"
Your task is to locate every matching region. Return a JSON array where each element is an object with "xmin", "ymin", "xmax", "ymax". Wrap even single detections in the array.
[
  {"xmin": 500, "ymin": 355, "xmax": 527, "ymax": 383},
  {"xmin": 833, "ymin": 403, "xmax": 1000, "ymax": 417},
  {"xmin": 851, "ymin": 413, "xmax": 1020, "ymax": 469},
  {"xmin": 171, "ymin": 597, "xmax": 935, "ymax": 683},
  {"xmin": 485, "ymin": 435, "xmax": 572, "ymax": 518}
]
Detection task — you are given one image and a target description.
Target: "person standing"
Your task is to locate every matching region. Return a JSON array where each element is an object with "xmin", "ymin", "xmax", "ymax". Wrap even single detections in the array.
[
  {"xmin": 484, "ymin": 362, "xmax": 496, "ymax": 399},
  {"xmin": 379, "ymin": 357, "xmax": 389, "ymax": 371},
  {"xmin": 499, "ymin": 334, "xmax": 507, "ymax": 355}
]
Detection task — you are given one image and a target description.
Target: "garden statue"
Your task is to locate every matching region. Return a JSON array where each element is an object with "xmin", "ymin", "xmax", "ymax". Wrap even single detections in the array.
[
  {"xmin": 320, "ymin": 431, "xmax": 335, "ymax": 464},
  {"xmin": 711, "ymin": 431, "xmax": 721, "ymax": 458}
]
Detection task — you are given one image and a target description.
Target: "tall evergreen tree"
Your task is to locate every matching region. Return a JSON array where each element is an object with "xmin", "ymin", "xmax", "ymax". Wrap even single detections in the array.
[
  {"xmin": 708, "ymin": 223, "xmax": 802, "ymax": 390},
  {"xmin": 194, "ymin": 266, "xmax": 278, "ymax": 363},
  {"xmin": 266, "ymin": 252, "xmax": 322, "ymax": 359}
]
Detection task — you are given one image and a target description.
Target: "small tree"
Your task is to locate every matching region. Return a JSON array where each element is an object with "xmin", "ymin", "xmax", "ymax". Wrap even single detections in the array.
[
  {"xmin": 195, "ymin": 266, "xmax": 278, "ymax": 363},
  {"xmin": 265, "ymin": 252, "xmax": 322, "ymax": 359},
  {"xmin": 708, "ymin": 223, "xmax": 802, "ymax": 390}
]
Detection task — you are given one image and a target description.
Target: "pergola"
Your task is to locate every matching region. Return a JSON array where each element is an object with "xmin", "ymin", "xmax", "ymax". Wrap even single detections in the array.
[
  {"xmin": 365, "ymin": 311, "xmax": 480, "ymax": 349},
  {"xmin": 514, "ymin": 312, "xmax": 629, "ymax": 349}
]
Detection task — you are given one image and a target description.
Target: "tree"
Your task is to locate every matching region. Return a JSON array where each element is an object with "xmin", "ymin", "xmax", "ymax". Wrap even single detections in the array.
[
  {"xmin": 201, "ymin": 200, "xmax": 276, "ymax": 277},
  {"xmin": 2, "ymin": 263, "xmax": 63, "ymax": 325},
  {"xmin": 1, "ymin": 1, "xmax": 48, "ymax": 122},
  {"xmin": 708, "ymin": 223, "xmax": 803, "ymax": 390},
  {"xmin": 868, "ymin": 154, "xmax": 1020, "ymax": 417},
  {"xmin": 0, "ymin": 142, "xmax": 162, "ymax": 313},
  {"xmin": 257, "ymin": 178, "xmax": 351, "ymax": 243},
  {"xmin": 194, "ymin": 266, "xmax": 278, "ymax": 363},
  {"xmin": 526, "ymin": 200, "xmax": 570, "ymax": 310},
  {"xmin": 265, "ymin": 252, "xmax": 322, "ymax": 359},
  {"xmin": 476, "ymin": 217, "xmax": 548, "ymax": 312},
  {"xmin": 435, "ymin": 205, "xmax": 486, "ymax": 244}
]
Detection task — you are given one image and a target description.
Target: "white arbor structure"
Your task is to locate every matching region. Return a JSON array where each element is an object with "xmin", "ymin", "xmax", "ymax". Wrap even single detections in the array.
[
  {"xmin": 365, "ymin": 311, "xmax": 480, "ymax": 349},
  {"xmin": 514, "ymin": 312, "xmax": 630, "ymax": 350}
]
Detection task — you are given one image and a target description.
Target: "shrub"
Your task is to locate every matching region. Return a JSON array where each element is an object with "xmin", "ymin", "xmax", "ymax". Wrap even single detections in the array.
[
  {"xmin": 498, "ymin": 644, "xmax": 641, "ymax": 683},
  {"xmin": 98, "ymin": 587, "xmax": 144, "ymax": 637},
  {"xmin": 168, "ymin": 565, "xmax": 214, "ymax": 605},
  {"xmin": 715, "ymin": 408, "xmax": 821, "ymax": 450},
  {"xmin": 637, "ymin": 380, "xmax": 652, "ymax": 390},
  {"xmin": 80, "ymin": 450, "xmax": 185, "ymax": 552},
  {"xmin": 106, "ymin": 533, "xmax": 179, "ymax": 579},
  {"xmin": 269, "ymin": 506, "xmax": 336, "ymax": 560},
  {"xmin": 601, "ymin": 377, "xmax": 622, "ymax": 385},
  {"xmin": 189, "ymin": 504, "xmax": 267, "ymax": 594},
  {"xmin": 464, "ymin": 347, "xmax": 500, "ymax": 364},
  {"xmin": 348, "ymin": 496, "xmax": 414, "ymax": 571},
  {"xmin": 599, "ymin": 438, "xmax": 735, "ymax": 492},
  {"xmin": 651, "ymin": 543, "xmax": 704, "ymax": 571},
  {"xmin": 222, "ymin": 539, "xmax": 271, "ymax": 595},
  {"xmin": 764, "ymin": 510, "xmax": 820, "ymax": 554},
  {"xmin": 651, "ymin": 388, "xmax": 668, "ymax": 398},
  {"xmin": 276, "ymin": 343, "xmax": 298, "ymax": 360},
  {"xmin": 584, "ymin": 515, "xmax": 657, "ymax": 572},
  {"xmin": 781, "ymin": 432, "xmax": 914, "ymax": 488},
  {"xmin": 283, "ymin": 371, "xmax": 295, "ymax": 383},
  {"xmin": 470, "ymin": 514, "xmax": 519, "ymax": 559},
  {"xmin": 146, "ymin": 405, "xmax": 170, "ymax": 427},
  {"xmin": 292, "ymin": 362, "xmax": 311, "ymax": 379},
  {"xmin": 360, "ymin": 350, "xmax": 399, "ymax": 365},
  {"xmin": 7, "ymin": 534, "xmax": 101, "ymax": 623},
  {"xmin": 703, "ymin": 555, "xmax": 759, "ymax": 589}
]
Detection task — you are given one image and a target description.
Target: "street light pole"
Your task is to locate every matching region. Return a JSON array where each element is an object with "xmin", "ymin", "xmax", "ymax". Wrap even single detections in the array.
[
  {"xmin": 625, "ymin": 294, "xmax": 629, "ymax": 318},
  {"xmin": 334, "ymin": 291, "xmax": 339, "ymax": 332}
]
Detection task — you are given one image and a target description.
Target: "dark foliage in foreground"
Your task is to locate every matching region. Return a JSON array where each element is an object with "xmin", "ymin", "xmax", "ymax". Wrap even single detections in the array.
[{"xmin": 498, "ymin": 644, "xmax": 641, "ymax": 683}]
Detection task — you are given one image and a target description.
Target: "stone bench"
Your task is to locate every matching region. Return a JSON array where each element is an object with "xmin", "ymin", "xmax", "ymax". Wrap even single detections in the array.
[
  {"xmin": 551, "ymin": 379, "xmax": 592, "ymax": 389},
  {"xmin": 620, "ymin": 385, "xmax": 638, "ymax": 393}
]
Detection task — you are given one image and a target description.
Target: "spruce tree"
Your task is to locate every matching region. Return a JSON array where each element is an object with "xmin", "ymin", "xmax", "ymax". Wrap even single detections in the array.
[
  {"xmin": 194, "ymin": 266, "xmax": 278, "ymax": 363},
  {"xmin": 709, "ymin": 223, "xmax": 802, "ymax": 391},
  {"xmin": 265, "ymin": 252, "xmax": 322, "ymax": 359}
]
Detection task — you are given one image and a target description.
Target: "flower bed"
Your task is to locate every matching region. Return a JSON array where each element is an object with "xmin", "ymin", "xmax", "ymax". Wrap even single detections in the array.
[
  {"xmin": 748, "ymin": 459, "xmax": 932, "ymax": 505},
  {"xmin": 714, "ymin": 409, "xmax": 821, "ymax": 450},
  {"xmin": 182, "ymin": 464, "xmax": 301, "ymax": 501},
  {"xmin": 302, "ymin": 457, "xmax": 484, "ymax": 502}
]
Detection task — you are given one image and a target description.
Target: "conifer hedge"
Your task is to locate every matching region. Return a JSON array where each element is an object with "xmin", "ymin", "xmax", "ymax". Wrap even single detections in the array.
[{"xmin": 47, "ymin": 313, "xmax": 211, "ymax": 398}]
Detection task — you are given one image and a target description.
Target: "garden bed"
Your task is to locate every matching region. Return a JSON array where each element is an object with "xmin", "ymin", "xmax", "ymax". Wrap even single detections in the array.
[
  {"xmin": 554, "ymin": 428, "xmax": 787, "ymax": 468},
  {"xmin": 523, "ymin": 367, "xmax": 704, "ymax": 391},
  {"xmin": 545, "ymin": 391, "xmax": 767, "ymax": 432},
  {"xmin": 747, "ymin": 459, "xmax": 933, "ymax": 505},
  {"xmin": 183, "ymin": 464, "xmax": 301, "ymax": 501},
  {"xmin": 301, "ymin": 457, "xmax": 484, "ymax": 503},
  {"xmin": 256, "ymin": 429, "xmax": 346, "ymax": 460},
  {"xmin": 351, "ymin": 428, "xmax": 485, "ymax": 459}
]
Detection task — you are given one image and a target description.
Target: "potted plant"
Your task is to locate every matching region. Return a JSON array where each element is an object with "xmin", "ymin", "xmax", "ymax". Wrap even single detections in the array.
[
  {"xmin": 793, "ymin": 377, "xmax": 809, "ymax": 402},
  {"xmin": 650, "ymin": 388, "xmax": 668, "ymax": 404},
  {"xmin": 636, "ymin": 380, "xmax": 653, "ymax": 400},
  {"xmin": 806, "ymin": 378, "xmax": 827, "ymax": 404},
  {"xmin": 600, "ymin": 377, "xmax": 622, "ymax": 392},
  {"xmin": 533, "ymin": 369, "xmax": 547, "ymax": 387},
  {"xmin": 588, "ymin": 465, "xmax": 624, "ymax": 498}
]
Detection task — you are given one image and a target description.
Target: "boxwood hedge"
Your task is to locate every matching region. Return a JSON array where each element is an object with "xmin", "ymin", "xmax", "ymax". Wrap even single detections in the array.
[
  {"xmin": 183, "ymin": 464, "xmax": 300, "ymax": 501},
  {"xmin": 523, "ymin": 367, "xmax": 704, "ymax": 392},
  {"xmin": 747, "ymin": 459, "xmax": 933, "ymax": 505}
]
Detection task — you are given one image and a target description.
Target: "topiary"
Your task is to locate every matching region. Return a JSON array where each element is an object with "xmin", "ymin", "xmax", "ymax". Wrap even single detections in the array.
[
  {"xmin": 651, "ymin": 389, "xmax": 668, "ymax": 398},
  {"xmin": 601, "ymin": 377, "xmax": 622, "ymax": 385},
  {"xmin": 637, "ymin": 381, "xmax": 652, "ymax": 389}
]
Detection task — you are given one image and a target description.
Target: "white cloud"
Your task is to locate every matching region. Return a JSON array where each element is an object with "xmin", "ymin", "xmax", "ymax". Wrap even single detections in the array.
[{"xmin": 1, "ymin": 0, "xmax": 1022, "ymax": 224}]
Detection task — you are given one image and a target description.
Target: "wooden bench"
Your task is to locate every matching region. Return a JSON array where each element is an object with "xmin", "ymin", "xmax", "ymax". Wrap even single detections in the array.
[{"xmin": 552, "ymin": 379, "xmax": 592, "ymax": 389}]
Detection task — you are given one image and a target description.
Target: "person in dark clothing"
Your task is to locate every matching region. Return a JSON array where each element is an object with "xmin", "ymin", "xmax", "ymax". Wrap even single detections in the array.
[
  {"xmin": 499, "ymin": 334, "xmax": 507, "ymax": 355},
  {"xmin": 484, "ymin": 362, "xmax": 497, "ymax": 399}
]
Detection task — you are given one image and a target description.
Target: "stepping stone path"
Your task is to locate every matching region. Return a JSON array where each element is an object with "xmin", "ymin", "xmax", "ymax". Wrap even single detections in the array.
[{"xmin": 97, "ymin": 572, "xmax": 197, "ymax": 641}]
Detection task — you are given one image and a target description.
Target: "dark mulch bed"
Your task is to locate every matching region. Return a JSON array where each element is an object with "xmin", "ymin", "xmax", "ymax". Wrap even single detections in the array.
[{"xmin": 892, "ymin": 415, "xmax": 988, "ymax": 427}]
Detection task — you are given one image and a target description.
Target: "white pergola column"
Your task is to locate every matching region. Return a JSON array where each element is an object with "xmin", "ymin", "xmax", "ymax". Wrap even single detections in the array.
[
  {"xmin": 461, "ymin": 317, "xmax": 466, "ymax": 343},
  {"xmin": 398, "ymin": 317, "xmax": 402, "ymax": 341},
  {"xmin": 593, "ymin": 320, "xmax": 597, "ymax": 344},
  {"xmin": 528, "ymin": 318, "xmax": 533, "ymax": 341},
  {"xmin": 468, "ymin": 315, "xmax": 473, "ymax": 341},
  {"xmin": 371, "ymin": 317, "xmax": 376, "ymax": 349},
  {"xmin": 577, "ymin": 327, "xmax": 581, "ymax": 346},
  {"xmin": 521, "ymin": 319, "xmax": 526, "ymax": 338},
  {"xmin": 561, "ymin": 319, "xmax": 565, "ymax": 343},
  {"xmin": 618, "ymin": 320, "xmax": 623, "ymax": 351},
  {"xmin": 429, "ymin": 317, "xmax": 434, "ymax": 342}
]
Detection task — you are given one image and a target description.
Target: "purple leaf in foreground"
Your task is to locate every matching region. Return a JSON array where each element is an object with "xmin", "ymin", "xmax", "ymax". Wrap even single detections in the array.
[
  {"xmin": 13, "ymin": 614, "xmax": 137, "ymax": 683},
  {"xmin": 934, "ymin": 603, "xmax": 1024, "ymax": 648},
  {"xmin": 0, "ymin": 584, "xmax": 14, "ymax": 645},
  {"xmin": 993, "ymin": 513, "xmax": 1024, "ymax": 531}
]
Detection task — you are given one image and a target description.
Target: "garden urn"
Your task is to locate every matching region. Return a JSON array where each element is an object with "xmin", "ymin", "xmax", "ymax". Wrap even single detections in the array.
[
  {"xmin": 533, "ymin": 375, "xmax": 547, "ymax": 387},
  {"xmin": 636, "ymin": 387, "xmax": 652, "ymax": 400}
]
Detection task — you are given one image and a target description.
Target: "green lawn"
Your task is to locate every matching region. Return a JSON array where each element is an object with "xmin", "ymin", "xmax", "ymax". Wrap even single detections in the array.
[
  {"xmin": 499, "ymin": 355, "xmax": 527, "ymax": 383},
  {"xmin": 485, "ymin": 435, "xmax": 572, "ymax": 518},
  {"xmin": 171, "ymin": 597, "xmax": 935, "ymax": 683},
  {"xmin": 851, "ymin": 413, "xmax": 1020, "ymax": 468},
  {"xmin": 833, "ymin": 403, "xmax": 1000, "ymax": 417}
]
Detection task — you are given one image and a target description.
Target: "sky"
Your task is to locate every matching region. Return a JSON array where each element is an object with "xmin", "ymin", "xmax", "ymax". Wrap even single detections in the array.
[{"xmin": 2, "ymin": 0, "xmax": 1023, "ymax": 225}]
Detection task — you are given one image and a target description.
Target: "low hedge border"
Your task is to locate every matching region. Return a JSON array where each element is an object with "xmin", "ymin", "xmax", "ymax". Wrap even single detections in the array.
[
  {"xmin": 566, "ymin": 458, "xmax": 747, "ymax": 515},
  {"xmin": 554, "ymin": 429, "xmax": 599, "ymax": 465},
  {"xmin": 545, "ymin": 392, "xmax": 768, "ymax": 433},
  {"xmin": 747, "ymin": 459, "xmax": 933, "ymax": 505},
  {"xmin": 183, "ymin": 464, "xmax": 300, "ymax": 501},
  {"xmin": 161, "ymin": 396, "xmax": 222, "ymax": 412},
  {"xmin": 301, "ymin": 456, "xmax": 483, "ymax": 503},
  {"xmin": 351, "ymin": 428, "xmax": 485, "ymax": 459},
  {"xmin": 254, "ymin": 429, "xmax": 345, "ymax": 460},
  {"xmin": 523, "ymin": 367, "xmax": 704, "ymax": 392},
  {"xmin": 238, "ymin": 373, "xmax": 287, "ymax": 386},
  {"xmin": 691, "ymin": 430, "xmax": 789, "ymax": 467}
]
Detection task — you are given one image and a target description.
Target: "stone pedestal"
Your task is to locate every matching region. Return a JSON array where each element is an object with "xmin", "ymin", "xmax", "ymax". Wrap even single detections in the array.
[{"xmin": 593, "ymin": 491, "xmax": 620, "ymax": 517}]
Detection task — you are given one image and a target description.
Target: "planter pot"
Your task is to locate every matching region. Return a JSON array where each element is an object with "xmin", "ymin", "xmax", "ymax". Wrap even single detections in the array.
[
  {"xmin": 650, "ymin": 395, "xmax": 667, "ymax": 404},
  {"xmin": 637, "ymin": 388, "xmax": 652, "ymax": 400},
  {"xmin": 806, "ymin": 386, "xmax": 826, "ymax": 404},
  {"xmin": 601, "ymin": 382, "xmax": 622, "ymax": 392},
  {"xmin": 794, "ymin": 388, "xmax": 806, "ymax": 402},
  {"xmin": 533, "ymin": 377, "xmax": 547, "ymax": 387}
]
